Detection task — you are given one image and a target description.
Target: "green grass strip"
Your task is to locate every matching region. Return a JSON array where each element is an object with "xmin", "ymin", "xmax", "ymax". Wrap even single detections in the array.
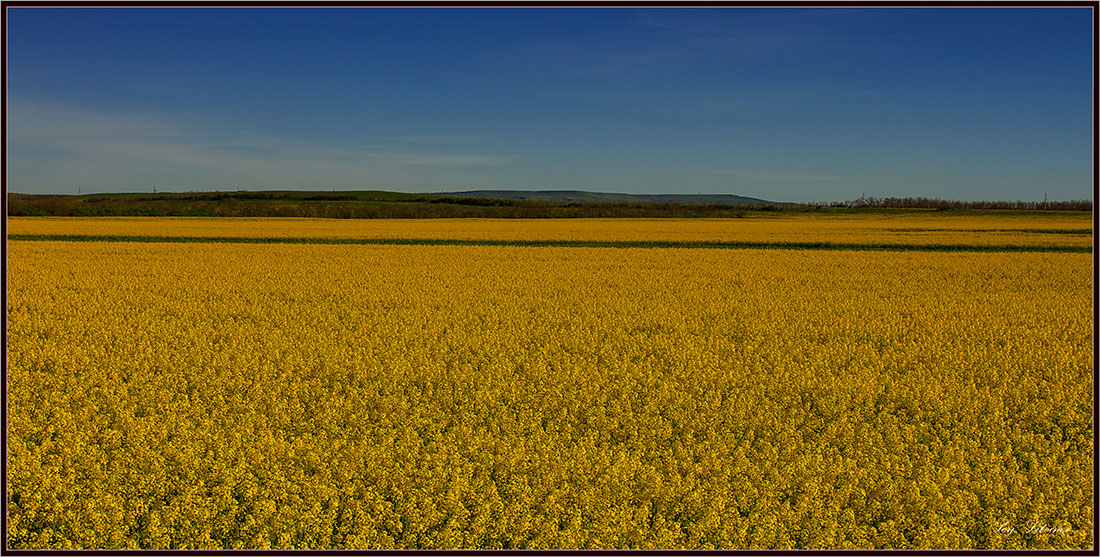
[{"xmin": 6, "ymin": 233, "xmax": 1092, "ymax": 253}]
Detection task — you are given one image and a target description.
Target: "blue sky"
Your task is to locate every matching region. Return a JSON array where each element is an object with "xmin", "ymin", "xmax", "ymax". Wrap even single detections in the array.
[{"xmin": 5, "ymin": 6, "xmax": 1093, "ymax": 202}]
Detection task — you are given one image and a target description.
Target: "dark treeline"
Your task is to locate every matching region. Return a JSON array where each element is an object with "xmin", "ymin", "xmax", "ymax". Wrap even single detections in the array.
[
  {"xmin": 833, "ymin": 196, "xmax": 1092, "ymax": 211},
  {"xmin": 6, "ymin": 192, "xmax": 767, "ymax": 219},
  {"xmin": 5, "ymin": 191, "xmax": 1093, "ymax": 218}
]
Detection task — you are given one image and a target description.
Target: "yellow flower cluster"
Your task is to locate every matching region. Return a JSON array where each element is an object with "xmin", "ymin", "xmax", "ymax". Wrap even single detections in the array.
[
  {"xmin": 6, "ymin": 219, "xmax": 1093, "ymax": 549},
  {"xmin": 6, "ymin": 212, "xmax": 1091, "ymax": 248}
]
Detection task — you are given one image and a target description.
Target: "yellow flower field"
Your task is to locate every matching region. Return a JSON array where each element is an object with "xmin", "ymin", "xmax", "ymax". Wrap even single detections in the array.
[
  {"xmin": 6, "ymin": 212, "xmax": 1092, "ymax": 248},
  {"xmin": 5, "ymin": 217, "xmax": 1094, "ymax": 549}
]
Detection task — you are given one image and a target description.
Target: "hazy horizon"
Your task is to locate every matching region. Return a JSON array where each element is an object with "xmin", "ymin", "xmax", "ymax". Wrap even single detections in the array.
[
  {"xmin": 6, "ymin": 6, "xmax": 1094, "ymax": 203},
  {"xmin": 7, "ymin": 188, "xmax": 1092, "ymax": 205}
]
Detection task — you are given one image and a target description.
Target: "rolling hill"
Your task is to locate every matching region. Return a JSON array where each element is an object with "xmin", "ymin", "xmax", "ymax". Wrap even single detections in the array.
[
  {"xmin": 445, "ymin": 190, "xmax": 787, "ymax": 206},
  {"xmin": 6, "ymin": 190, "xmax": 787, "ymax": 219}
]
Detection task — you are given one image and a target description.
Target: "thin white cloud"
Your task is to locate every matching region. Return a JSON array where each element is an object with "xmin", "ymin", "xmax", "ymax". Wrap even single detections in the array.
[
  {"xmin": 506, "ymin": 9, "xmax": 880, "ymax": 81},
  {"xmin": 368, "ymin": 152, "xmax": 513, "ymax": 166},
  {"xmin": 716, "ymin": 168, "xmax": 844, "ymax": 182},
  {"xmin": 382, "ymin": 134, "xmax": 485, "ymax": 145},
  {"xmin": 6, "ymin": 101, "xmax": 514, "ymax": 193}
]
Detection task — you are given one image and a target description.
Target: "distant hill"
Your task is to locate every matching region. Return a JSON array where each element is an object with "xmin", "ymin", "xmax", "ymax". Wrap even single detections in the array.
[
  {"xmin": 6, "ymin": 190, "xmax": 790, "ymax": 219},
  {"xmin": 445, "ymin": 190, "xmax": 788, "ymax": 206}
]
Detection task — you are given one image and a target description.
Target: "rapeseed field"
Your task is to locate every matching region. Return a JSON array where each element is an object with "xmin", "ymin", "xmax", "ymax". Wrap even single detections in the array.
[
  {"xmin": 6, "ymin": 213, "xmax": 1092, "ymax": 248},
  {"xmin": 5, "ymin": 216, "xmax": 1093, "ymax": 549}
]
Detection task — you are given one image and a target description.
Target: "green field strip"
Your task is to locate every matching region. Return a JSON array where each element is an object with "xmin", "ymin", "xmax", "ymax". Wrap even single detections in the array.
[{"xmin": 7, "ymin": 233, "xmax": 1093, "ymax": 253}]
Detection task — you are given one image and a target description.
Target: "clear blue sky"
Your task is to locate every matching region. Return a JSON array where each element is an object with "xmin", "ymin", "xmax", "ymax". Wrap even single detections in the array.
[{"xmin": 5, "ymin": 6, "xmax": 1093, "ymax": 202}]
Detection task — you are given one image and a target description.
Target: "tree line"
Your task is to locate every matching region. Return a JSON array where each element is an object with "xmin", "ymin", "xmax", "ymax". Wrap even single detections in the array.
[
  {"xmin": 832, "ymin": 196, "xmax": 1092, "ymax": 211},
  {"xmin": 6, "ymin": 191, "xmax": 1092, "ymax": 219}
]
